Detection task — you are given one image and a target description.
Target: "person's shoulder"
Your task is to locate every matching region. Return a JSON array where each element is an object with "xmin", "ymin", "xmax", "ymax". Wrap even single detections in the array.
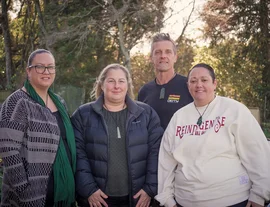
[
  {"xmin": 71, "ymin": 101, "xmax": 98, "ymax": 122},
  {"xmin": 75, "ymin": 101, "xmax": 96, "ymax": 113},
  {"xmin": 135, "ymin": 100, "xmax": 160, "ymax": 118},
  {"xmin": 168, "ymin": 101, "xmax": 193, "ymax": 123},
  {"xmin": 139, "ymin": 80, "xmax": 156, "ymax": 90},
  {"xmin": 135, "ymin": 100, "xmax": 151, "ymax": 108},
  {"xmin": 1, "ymin": 89, "xmax": 29, "ymax": 116},
  {"xmin": 135, "ymin": 100, "xmax": 157, "ymax": 113},
  {"xmin": 4, "ymin": 89, "xmax": 29, "ymax": 105},
  {"xmin": 176, "ymin": 74, "xmax": 187, "ymax": 79},
  {"xmin": 138, "ymin": 80, "xmax": 156, "ymax": 99},
  {"xmin": 175, "ymin": 101, "xmax": 194, "ymax": 113},
  {"xmin": 218, "ymin": 96, "xmax": 243, "ymax": 106},
  {"xmin": 175, "ymin": 74, "xmax": 187, "ymax": 84},
  {"xmin": 217, "ymin": 96, "xmax": 250, "ymax": 112}
]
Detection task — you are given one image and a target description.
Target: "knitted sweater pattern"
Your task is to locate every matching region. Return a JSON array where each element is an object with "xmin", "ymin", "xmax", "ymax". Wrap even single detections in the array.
[{"xmin": 0, "ymin": 89, "xmax": 60, "ymax": 207}]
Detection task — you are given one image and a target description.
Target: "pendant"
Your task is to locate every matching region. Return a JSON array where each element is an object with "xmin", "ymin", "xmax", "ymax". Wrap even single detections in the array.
[
  {"xmin": 117, "ymin": 126, "xmax": 121, "ymax": 138},
  {"xmin": 159, "ymin": 87, "xmax": 165, "ymax": 99},
  {"xmin": 197, "ymin": 116, "xmax": 202, "ymax": 126}
]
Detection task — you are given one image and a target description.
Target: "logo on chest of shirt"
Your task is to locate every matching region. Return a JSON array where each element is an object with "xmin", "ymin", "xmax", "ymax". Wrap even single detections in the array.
[
  {"xmin": 167, "ymin": 94, "xmax": 180, "ymax": 103},
  {"xmin": 175, "ymin": 116, "xmax": 226, "ymax": 139}
]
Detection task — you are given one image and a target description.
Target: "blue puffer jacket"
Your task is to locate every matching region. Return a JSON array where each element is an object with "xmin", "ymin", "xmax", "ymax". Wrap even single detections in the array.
[{"xmin": 71, "ymin": 95, "xmax": 164, "ymax": 207}]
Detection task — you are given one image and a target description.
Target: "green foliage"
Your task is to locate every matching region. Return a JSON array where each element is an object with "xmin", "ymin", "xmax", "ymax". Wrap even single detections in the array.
[
  {"xmin": 262, "ymin": 123, "xmax": 270, "ymax": 139},
  {"xmin": 0, "ymin": 40, "xmax": 6, "ymax": 90},
  {"xmin": 0, "ymin": 0, "xmax": 168, "ymax": 103},
  {"xmin": 175, "ymin": 37, "xmax": 196, "ymax": 76},
  {"xmin": 193, "ymin": 38, "xmax": 263, "ymax": 107},
  {"xmin": 199, "ymin": 0, "xmax": 269, "ymax": 115},
  {"xmin": 131, "ymin": 53, "xmax": 155, "ymax": 96}
]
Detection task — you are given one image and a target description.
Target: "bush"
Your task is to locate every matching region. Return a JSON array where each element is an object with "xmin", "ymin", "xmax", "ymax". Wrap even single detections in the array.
[{"xmin": 262, "ymin": 122, "xmax": 270, "ymax": 140}]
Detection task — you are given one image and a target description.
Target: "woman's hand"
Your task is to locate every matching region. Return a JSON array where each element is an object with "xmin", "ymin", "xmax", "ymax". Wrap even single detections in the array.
[
  {"xmin": 246, "ymin": 201, "xmax": 264, "ymax": 207},
  {"xmin": 88, "ymin": 189, "xmax": 108, "ymax": 207},
  {"xmin": 134, "ymin": 189, "xmax": 151, "ymax": 207}
]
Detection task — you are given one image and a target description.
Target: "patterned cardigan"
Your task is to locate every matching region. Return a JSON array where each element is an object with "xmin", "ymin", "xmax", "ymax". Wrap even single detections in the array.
[{"xmin": 0, "ymin": 89, "xmax": 61, "ymax": 207}]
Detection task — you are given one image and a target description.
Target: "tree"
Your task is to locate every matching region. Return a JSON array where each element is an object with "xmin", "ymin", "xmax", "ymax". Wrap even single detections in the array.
[
  {"xmin": 131, "ymin": 53, "xmax": 154, "ymax": 95},
  {"xmin": 194, "ymin": 38, "xmax": 262, "ymax": 107},
  {"xmin": 0, "ymin": 0, "xmax": 168, "ymax": 103},
  {"xmin": 36, "ymin": 0, "xmax": 167, "ymax": 68},
  {"xmin": 200, "ymin": 0, "xmax": 270, "ymax": 92},
  {"xmin": 1, "ymin": 0, "xmax": 13, "ymax": 88},
  {"xmin": 174, "ymin": 36, "xmax": 196, "ymax": 76}
]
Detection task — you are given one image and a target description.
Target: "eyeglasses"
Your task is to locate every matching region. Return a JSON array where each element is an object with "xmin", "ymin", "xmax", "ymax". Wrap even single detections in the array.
[{"xmin": 29, "ymin": 65, "xmax": 56, "ymax": 74}]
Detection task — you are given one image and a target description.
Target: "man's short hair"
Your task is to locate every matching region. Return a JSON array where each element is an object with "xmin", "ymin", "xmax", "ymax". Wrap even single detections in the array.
[{"xmin": 150, "ymin": 33, "xmax": 177, "ymax": 56}]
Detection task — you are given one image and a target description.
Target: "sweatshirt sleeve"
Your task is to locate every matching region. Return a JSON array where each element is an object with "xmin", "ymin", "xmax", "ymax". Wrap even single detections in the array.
[
  {"xmin": 232, "ymin": 104, "xmax": 270, "ymax": 205},
  {"xmin": 155, "ymin": 115, "xmax": 178, "ymax": 207}
]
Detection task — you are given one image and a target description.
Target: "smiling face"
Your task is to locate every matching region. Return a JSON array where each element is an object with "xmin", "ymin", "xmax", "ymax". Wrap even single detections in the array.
[
  {"xmin": 187, "ymin": 67, "xmax": 217, "ymax": 107},
  {"xmin": 101, "ymin": 68, "xmax": 128, "ymax": 105},
  {"xmin": 151, "ymin": 40, "xmax": 177, "ymax": 72},
  {"xmin": 27, "ymin": 53, "xmax": 55, "ymax": 91}
]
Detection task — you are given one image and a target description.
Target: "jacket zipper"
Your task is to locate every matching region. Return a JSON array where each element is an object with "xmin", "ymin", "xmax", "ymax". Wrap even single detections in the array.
[{"xmin": 99, "ymin": 112, "xmax": 110, "ymax": 193}]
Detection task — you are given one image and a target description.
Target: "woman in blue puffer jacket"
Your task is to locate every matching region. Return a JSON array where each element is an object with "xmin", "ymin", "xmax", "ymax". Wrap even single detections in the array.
[{"xmin": 71, "ymin": 63, "xmax": 164, "ymax": 207}]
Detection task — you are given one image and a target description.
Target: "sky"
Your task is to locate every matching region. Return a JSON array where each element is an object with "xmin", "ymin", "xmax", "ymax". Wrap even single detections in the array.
[{"xmin": 130, "ymin": 0, "xmax": 207, "ymax": 55}]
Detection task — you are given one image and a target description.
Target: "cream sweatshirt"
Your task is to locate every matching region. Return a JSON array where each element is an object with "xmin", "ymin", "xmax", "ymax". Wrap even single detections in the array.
[{"xmin": 155, "ymin": 96, "xmax": 270, "ymax": 207}]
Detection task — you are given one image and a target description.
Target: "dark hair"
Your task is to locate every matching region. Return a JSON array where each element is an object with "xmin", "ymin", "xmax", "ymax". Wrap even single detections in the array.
[
  {"xmin": 150, "ymin": 33, "xmax": 177, "ymax": 56},
  {"xmin": 27, "ymin": 49, "xmax": 54, "ymax": 67},
  {"xmin": 187, "ymin": 63, "xmax": 216, "ymax": 83}
]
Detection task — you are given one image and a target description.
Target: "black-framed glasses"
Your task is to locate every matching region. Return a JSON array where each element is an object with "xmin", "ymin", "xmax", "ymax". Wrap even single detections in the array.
[{"xmin": 29, "ymin": 65, "xmax": 56, "ymax": 74}]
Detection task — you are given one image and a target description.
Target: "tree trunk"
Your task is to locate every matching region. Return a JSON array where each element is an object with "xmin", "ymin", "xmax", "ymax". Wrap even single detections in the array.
[
  {"xmin": 1, "ymin": 0, "xmax": 13, "ymax": 88},
  {"xmin": 109, "ymin": 0, "xmax": 132, "ymax": 71},
  {"xmin": 117, "ymin": 18, "xmax": 132, "ymax": 71},
  {"xmin": 176, "ymin": 0, "xmax": 196, "ymax": 44},
  {"xmin": 34, "ymin": 0, "xmax": 51, "ymax": 50}
]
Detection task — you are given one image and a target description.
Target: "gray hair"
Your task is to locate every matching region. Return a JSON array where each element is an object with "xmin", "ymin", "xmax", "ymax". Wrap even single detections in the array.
[{"xmin": 150, "ymin": 33, "xmax": 177, "ymax": 56}]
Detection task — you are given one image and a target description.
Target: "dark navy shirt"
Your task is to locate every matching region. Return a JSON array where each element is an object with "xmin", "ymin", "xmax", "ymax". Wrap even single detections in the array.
[{"xmin": 138, "ymin": 74, "xmax": 193, "ymax": 130}]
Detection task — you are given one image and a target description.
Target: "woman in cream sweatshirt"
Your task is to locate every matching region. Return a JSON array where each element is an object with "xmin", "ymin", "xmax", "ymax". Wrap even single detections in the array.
[{"xmin": 155, "ymin": 63, "xmax": 270, "ymax": 207}]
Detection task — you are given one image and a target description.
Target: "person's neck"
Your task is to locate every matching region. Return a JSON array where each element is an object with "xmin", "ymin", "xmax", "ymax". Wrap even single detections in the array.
[
  {"xmin": 155, "ymin": 70, "xmax": 176, "ymax": 85},
  {"xmin": 103, "ymin": 100, "xmax": 126, "ymax": 112},
  {"xmin": 194, "ymin": 95, "xmax": 216, "ymax": 107}
]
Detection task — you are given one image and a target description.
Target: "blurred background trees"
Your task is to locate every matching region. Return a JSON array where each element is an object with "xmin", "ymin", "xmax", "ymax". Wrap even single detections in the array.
[
  {"xmin": 0, "ymin": 0, "xmax": 269, "ymax": 123},
  {"xmin": 199, "ymin": 0, "xmax": 270, "ymax": 112},
  {"xmin": 0, "ymin": 0, "xmax": 167, "ymax": 102}
]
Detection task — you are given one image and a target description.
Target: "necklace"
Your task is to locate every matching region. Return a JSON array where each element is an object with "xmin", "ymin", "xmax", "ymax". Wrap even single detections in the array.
[
  {"xmin": 194, "ymin": 103, "xmax": 210, "ymax": 126},
  {"xmin": 103, "ymin": 103, "xmax": 126, "ymax": 139},
  {"xmin": 156, "ymin": 73, "xmax": 176, "ymax": 100}
]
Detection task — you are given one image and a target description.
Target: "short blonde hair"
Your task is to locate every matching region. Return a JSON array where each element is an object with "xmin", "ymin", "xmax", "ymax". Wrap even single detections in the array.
[{"xmin": 91, "ymin": 63, "xmax": 134, "ymax": 100}]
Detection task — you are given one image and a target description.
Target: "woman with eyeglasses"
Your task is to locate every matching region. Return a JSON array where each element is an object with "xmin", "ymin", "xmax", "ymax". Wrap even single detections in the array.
[{"xmin": 0, "ymin": 49, "xmax": 76, "ymax": 207}]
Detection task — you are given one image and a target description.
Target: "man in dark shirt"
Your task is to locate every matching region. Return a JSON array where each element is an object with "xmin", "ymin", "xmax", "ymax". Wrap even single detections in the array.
[{"xmin": 138, "ymin": 33, "xmax": 193, "ymax": 130}]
